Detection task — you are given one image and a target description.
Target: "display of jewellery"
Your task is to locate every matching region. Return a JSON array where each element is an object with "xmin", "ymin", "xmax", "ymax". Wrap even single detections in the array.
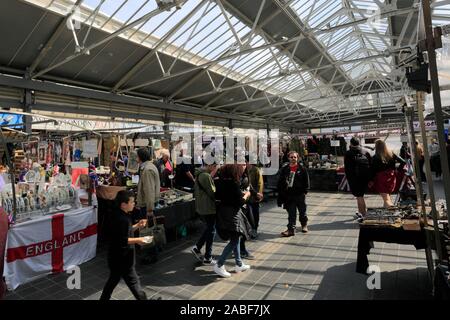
[
  {"xmin": 1, "ymin": 175, "xmax": 78, "ymax": 223},
  {"xmin": 159, "ymin": 188, "xmax": 193, "ymax": 207}
]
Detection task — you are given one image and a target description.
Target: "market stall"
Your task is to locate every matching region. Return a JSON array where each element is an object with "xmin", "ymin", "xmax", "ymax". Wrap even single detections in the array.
[
  {"xmin": 154, "ymin": 188, "xmax": 196, "ymax": 239},
  {"xmin": 356, "ymin": 205, "xmax": 448, "ymax": 274},
  {"xmin": 0, "ymin": 118, "xmax": 102, "ymax": 290}
]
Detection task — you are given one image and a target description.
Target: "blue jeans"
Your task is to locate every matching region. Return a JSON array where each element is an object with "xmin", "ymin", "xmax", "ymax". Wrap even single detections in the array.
[
  {"xmin": 195, "ymin": 214, "xmax": 216, "ymax": 260},
  {"xmin": 217, "ymin": 233, "xmax": 242, "ymax": 268}
]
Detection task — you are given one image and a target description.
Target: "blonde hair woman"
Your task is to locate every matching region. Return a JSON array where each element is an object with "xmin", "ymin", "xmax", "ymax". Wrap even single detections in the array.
[
  {"xmin": 415, "ymin": 141, "xmax": 426, "ymax": 182},
  {"xmin": 370, "ymin": 140, "xmax": 406, "ymax": 207}
]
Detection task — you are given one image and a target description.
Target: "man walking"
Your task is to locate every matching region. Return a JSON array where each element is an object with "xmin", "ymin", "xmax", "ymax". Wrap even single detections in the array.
[
  {"xmin": 191, "ymin": 163, "xmax": 218, "ymax": 264},
  {"xmin": 100, "ymin": 190, "xmax": 149, "ymax": 300},
  {"xmin": 277, "ymin": 151, "xmax": 310, "ymax": 236}
]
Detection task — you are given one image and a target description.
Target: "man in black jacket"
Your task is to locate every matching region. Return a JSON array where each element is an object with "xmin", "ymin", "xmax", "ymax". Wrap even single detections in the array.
[
  {"xmin": 277, "ymin": 151, "xmax": 310, "ymax": 236},
  {"xmin": 100, "ymin": 190, "xmax": 149, "ymax": 300},
  {"xmin": 344, "ymin": 137, "xmax": 371, "ymax": 221}
]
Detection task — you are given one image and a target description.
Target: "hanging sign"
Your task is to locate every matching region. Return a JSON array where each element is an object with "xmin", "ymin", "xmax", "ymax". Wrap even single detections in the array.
[
  {"xmin": 330, "ymin": 140, "xmax": 340, "ymax": 147},
  {"xmin": 413, "ymin": 120, "xmax": 436, "ymax": 131}
]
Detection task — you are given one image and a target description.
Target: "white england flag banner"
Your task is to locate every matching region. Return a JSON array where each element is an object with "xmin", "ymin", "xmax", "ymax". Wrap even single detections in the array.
[{"xmin": 4, "ymin": 206, "xmax": 97, "ymax": 290}]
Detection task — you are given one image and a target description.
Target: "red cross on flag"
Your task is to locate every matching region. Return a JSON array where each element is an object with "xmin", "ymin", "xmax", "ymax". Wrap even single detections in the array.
[{"xmin": 4, "ymin": 207, "xmax": 97, "ymax": 290}]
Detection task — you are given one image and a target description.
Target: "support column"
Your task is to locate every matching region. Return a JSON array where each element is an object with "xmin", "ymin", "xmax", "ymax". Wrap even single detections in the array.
[
  {"xmin": 417, "ymin": 91, "xmax": 443, "ymax": 262},
  {"xmin": 23, "ymin": 89, "xmax": 32, "ymax": 134},
  {"xmin": 163, "ymin": 110, "xmax": 171, "ymax": 144},
  {"xmin": 406, "ymin": 105, "xmax": 435, "ymax": 280},
  {"xmin": 422, "ymin": 0, "xmax": 450, "ymax": 226}
]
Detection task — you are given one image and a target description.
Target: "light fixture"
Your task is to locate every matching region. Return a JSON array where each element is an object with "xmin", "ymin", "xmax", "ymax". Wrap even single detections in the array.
[{"xmin": 155, "ymin": 0, "xmax": 183, "ymax": 11}]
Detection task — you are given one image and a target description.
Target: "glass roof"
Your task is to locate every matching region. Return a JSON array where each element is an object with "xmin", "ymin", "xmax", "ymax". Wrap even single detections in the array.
[{"xmin": 28, "ymin": 0, "xmax": 449, "ymax": 122}]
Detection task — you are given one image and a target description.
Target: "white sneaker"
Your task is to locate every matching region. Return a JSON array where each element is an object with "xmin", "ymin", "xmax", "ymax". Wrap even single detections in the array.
[
  {"xmin": 234, "ymin": 263, "xmax": 251, "ymax": 273},
  {"xmin": 214, "ymin": 264, "xmax": 231, "ymax": 278}
]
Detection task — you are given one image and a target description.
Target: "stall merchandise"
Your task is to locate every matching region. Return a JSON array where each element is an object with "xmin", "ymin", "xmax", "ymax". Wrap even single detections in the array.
[
  {"xmin": 1, "ymin": 173, "xmax": 78, "ymax": 224},
  {"xmin": 356, "ymin": 205, "xmax": 448, "ymax": 274},
  {"xmin": 158, "ymin": 188, "xmax": 193, "ymax": 207}
]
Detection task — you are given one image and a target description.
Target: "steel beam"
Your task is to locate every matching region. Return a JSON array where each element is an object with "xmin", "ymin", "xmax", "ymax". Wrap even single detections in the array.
[
  {"xmin": 0, "ymin": 74, "xmax": 281, "ymax": 126},
  {"xmin": 111, "ymin": 0, "xmax": 203, "ymax": 92},
  {"xmin": 27, "ymin": 0, "xmax": 84, "ymax": 75},
  {"xmin": 32, "ymin": 3, "xmax": 178, "ymax": 79}
]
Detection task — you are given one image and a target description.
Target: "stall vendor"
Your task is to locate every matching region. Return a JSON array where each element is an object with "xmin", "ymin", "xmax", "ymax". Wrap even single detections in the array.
[{"xmin": 156, "ymin": 149, "xmax": 173, "ymax": 188}]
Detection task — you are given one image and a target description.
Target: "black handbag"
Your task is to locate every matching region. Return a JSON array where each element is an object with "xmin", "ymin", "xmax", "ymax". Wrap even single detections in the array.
[{"xmin": 139, "ymin": 216, "xmax": 166, "ymax": 248}]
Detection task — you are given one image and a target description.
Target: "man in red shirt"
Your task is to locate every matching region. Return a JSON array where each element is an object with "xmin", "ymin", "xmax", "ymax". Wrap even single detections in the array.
[{"xmin": 277, "ymin": 151, "xmax": 310, "ymax": 236}]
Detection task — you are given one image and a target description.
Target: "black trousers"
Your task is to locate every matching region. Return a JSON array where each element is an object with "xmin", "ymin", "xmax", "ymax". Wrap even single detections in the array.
[
  {"xmin": 100, "ymin": 254, "xmax": 147, "ymax": 300},
  {"xmin": 248, "ymin": 203, "xmax": 260, "ymax": 231},
  {"xmin": 285, "ymin": 194, "xmax": 308, "ymax": 230},
  {"xmin": 195, "ymin": 214, "xmax": 216, "ymax": 260}
]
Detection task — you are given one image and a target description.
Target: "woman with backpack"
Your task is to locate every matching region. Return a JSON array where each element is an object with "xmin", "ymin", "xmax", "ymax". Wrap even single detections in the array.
[
  {"xmin": 369, "ymin": 140, "xmax": 406, "ymax": 208},
  {"xmin": 344, "ymin": 137, "xmax": 372, "ymax": 221}
]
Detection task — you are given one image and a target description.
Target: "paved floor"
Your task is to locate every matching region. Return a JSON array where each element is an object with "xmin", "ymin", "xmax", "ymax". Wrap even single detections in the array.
[{"xmin": 4, "ymin": 192, "xmax": 433, "ymax": 300}]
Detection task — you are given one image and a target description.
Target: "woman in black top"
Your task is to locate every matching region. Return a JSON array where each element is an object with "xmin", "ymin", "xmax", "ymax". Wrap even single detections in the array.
[
  {"xmin": 100, "ymin": 190, "xmax": 149, "ymax": 300},
  {"xmin": 214, "ymin": 164, "xmax": 251, "ymax": 278},
  {"xmin": 370, "ymin": 140, "xmax": 406, "ymax": 207}
]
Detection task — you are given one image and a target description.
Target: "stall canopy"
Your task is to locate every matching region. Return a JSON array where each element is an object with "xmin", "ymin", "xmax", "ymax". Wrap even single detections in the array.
[{"xmin": 0, "ymin": 0, "xmax": 449, "ymax": 130}]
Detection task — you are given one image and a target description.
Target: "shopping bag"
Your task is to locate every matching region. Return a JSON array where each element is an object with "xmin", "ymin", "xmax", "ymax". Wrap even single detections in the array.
[{"xmin": 139, "ymin": 217, "xmax": 166, "ymax": 248}]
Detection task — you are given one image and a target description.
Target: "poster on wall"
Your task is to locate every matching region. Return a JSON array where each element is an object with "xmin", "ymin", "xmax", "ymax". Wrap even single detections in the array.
[
  {"xmin": 82, "ymin": 139, "xmax": 98, "ymax": 159},
  {"xmin": 23, "ymin": 141, "xmax": 38, "ymax": 163},
  {"xmin": 127, "ymin": 150, "xmax": 139, "ymax": 173},
  {"xmin": 62, "ymin": 139, "xmax": 73, "ymax": 166},
  {"xmin": 46, "ymin": 142, "xmax": 54, "ymax": 164},
  {"xmin": 54, "ymin": 142, "xmax": 62, "ymax": 164},
  {"xmin": 38, "ymin": 142, "xmax": 47, "ymax": 164},
  {"xmin": 73, "ymin": 141, "xmax": 83, "ymax": 162}
]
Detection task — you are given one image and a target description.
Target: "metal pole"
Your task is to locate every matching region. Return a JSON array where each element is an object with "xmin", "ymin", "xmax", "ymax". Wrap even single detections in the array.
[
  {"xmin": 417, "ymin": 91, "xmax": 443, "ymax": 262},
  {"xmin": 422, "ymin": 0, "xmax": 450, "ymax": 227},
  {"xmin": 0, "ymin": 129, "xmax": 17, "ymax": 222},
  {"xmin": 406, "ymin": 105, "xmax": 435, "ymax": 280},
  {"xmin": 23, "ymin": 89, "xmax": 32, "ymax": 134}
]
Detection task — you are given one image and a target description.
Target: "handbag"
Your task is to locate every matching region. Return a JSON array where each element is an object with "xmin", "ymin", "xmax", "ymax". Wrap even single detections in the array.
[{"xmin": 139, "ymin": 216, "xmax": 166, "ymax": 248}]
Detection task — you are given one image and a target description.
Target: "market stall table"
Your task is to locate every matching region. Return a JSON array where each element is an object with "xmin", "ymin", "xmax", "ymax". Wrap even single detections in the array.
[
  {"xmin": 3, "ymin": 206, "xmax": 97, "ymax": 290},
  {"xmin": 356, "ymin": 224, "xmax": 427, "ymax": 274},
  {"xmin": 154, "ymin": 199, "xmax": 196, "ymax": 230},
  {"xmin": 307, "ymin": 168, "xmax": 339, "ymax": 191}
]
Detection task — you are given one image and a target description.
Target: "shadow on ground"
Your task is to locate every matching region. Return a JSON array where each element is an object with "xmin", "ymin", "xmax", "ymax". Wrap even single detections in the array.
[
  {"xmin": 257, "ymin": 263, "xmax": 432, "ymax": 300},
  {"xmin": 311, "ymin": 263, "xmax": 432, "ymax": 300}
]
